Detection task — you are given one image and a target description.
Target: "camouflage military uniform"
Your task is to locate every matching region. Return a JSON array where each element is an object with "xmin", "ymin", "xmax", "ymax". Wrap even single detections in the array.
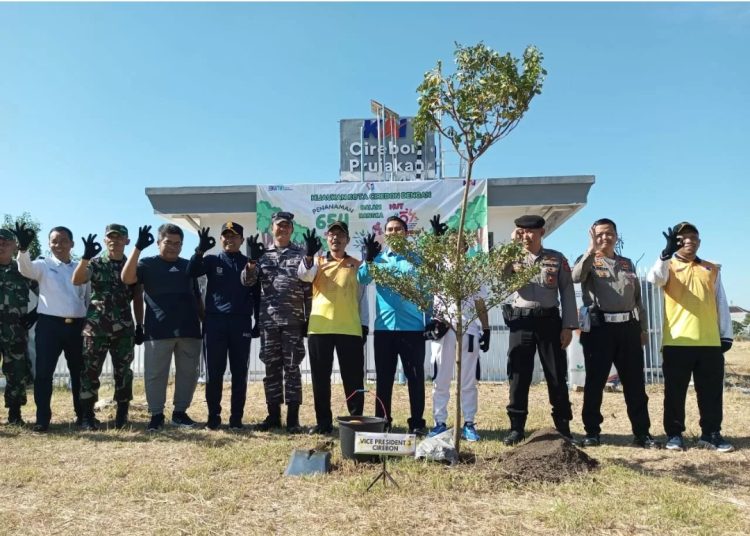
[
  {"xmin": 0, "ymin": 261, "xmax": 35, "ymax": 407},
  {"xmin": 80, "ymin": 254, "xmax": 136, "ymax": 403},
  {"xmin": 241, "ymin": 243, "xmax": 311, "ymax": 406}
]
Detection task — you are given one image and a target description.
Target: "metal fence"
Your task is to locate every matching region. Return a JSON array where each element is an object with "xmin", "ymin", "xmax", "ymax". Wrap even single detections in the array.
[{"xmin": 36, "ymin": 276, "xmax": 665, "ymax": 388}]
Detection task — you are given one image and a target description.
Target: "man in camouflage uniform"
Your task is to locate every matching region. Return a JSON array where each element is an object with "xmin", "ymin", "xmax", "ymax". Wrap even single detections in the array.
[
  {"xmin": 0, "ymin": 228, "xmax": 37, "ymax": 425},
  {"xmin": 72, "ymin": 224, "xmax": 144, "ymax": 430},
  {"xmin": 241, "ymin": 211, "xmax": 311, "ymax": 432}
]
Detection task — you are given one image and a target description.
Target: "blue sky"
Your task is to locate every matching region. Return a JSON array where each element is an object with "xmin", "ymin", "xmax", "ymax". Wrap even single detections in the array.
[{"xmin": 1, "ymin": 3, "xmax": 748, "ymax": 306}]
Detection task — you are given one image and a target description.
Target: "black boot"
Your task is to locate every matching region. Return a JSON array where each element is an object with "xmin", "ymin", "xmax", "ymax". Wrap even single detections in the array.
[
  {"xmin": 8, "ymin": 405, "xmax": 24, "ymax": 425},
  {"xmin": 80, "ymin": 400, "xmax": 99, "ymax": 431},
  {"xmin": 503, "ymin": 414, "xmax": 526, "ymax": 446},
  {"xmin": 553, "ymin": 416, "xmax": 573, "ymax": 440},
  {"xmin": 255, "ymin": 404, "xmax": 282, "ymax": 431},
  {"xmin": 286, "ymin": 403, "xmax": 303, "ymax": 434},
  {"xmin": 115, "ymin": 402, "xmax": 129, "ymax": 429}
]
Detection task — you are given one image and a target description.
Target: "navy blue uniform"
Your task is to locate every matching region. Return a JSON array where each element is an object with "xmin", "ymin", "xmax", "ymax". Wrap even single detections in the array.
[{"xmin": 188, "ymin": 251, "xmax": 260, "ymax": 422}]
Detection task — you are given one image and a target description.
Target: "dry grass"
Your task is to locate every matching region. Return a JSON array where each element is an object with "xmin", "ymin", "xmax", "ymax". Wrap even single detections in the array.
[{"xmin": 2, "ymin": 343, "xmax": 749, "ymax": 535}]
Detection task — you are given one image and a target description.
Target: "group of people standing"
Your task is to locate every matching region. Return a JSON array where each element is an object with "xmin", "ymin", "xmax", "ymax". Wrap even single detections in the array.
[
  {"xmin": 0, "ymin": 212, "xmax": 734, "ymax": 452},
  {"xmin": 503, "ymin": 215, "xmax": 733, "ymax": 452}
]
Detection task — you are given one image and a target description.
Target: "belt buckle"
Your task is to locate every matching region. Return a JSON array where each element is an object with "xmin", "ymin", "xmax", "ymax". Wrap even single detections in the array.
[
  {"xmin": 64, "ymin": 318, "xmax": 74, "ymax": 324},
  {"xmin": 603, "ymin": 313, "xmax": 629, "ymax": 323}
]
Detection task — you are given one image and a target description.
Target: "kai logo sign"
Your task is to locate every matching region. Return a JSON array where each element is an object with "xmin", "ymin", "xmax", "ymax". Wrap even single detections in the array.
[{"xmin": 339, "ymin": 117, "xmax": 436, "ymax": 181}]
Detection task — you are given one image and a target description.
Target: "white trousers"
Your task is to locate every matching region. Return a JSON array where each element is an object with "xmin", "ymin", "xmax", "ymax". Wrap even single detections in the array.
[{"xmin": 430, "ymin": 330, "xmax": 479, "ymax": 425}]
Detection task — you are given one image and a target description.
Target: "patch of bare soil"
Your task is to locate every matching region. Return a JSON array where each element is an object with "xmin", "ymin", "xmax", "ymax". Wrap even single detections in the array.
[{"xmin": 499, "ymin": 427, "xmax": 599, "ymax": 483}]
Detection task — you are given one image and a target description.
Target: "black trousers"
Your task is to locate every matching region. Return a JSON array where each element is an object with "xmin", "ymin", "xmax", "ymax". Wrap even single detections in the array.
[
  {"xmin": 34, "ymin": 314, "xmax": 84, "ymax": 425},
  {"xmin": 374, "ymin": 330, "xmax": 426, "ymax": 429},
  {"xmin": 203, "ymin": 314, "xmax": 252, "ymax": 420},
  {"xmin": 662, "ymin": 346, "xmax": 724, "ymax": 436},
  {"xmin": 506, "ymin": 315, "xmax": 572, "ymax": 426},
  {"xmin": 308, "ymin": 334, "xmax": 364, "ymax": 427},
  {"xmin": 581, "ymin": 320, "xmax": 650, "ymax": 436}
]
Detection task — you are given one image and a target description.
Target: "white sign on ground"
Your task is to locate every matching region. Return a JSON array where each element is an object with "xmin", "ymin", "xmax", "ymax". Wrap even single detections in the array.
[{"xmin": 354, "ymin": 432, "xmax": 417, "ymax": 456}]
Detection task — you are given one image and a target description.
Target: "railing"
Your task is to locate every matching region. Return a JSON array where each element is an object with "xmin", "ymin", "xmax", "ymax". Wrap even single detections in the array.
[{"xmin": 29, "ymin": 277, "xmax": 664, "ymax": 388}]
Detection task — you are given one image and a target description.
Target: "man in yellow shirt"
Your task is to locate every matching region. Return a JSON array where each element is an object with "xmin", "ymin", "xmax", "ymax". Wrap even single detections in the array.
[
  {"xmin": 647, "ymin": 222, "xmax": 733, "ymax": 452},
  {"xmin": 298, "ymin": 221, "xmax": 369, "ymax": 435}
]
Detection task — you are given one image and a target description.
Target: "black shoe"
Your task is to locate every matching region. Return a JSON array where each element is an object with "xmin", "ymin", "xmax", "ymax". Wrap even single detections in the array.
[
  {"xmin": 206, "ymin": 415, "xmax": 222, "ymax": 431},
  {"xmin": 33, "ymin": 422, "xmax": 49, "ymax": 433},
  {"xmin": 115, "ymin": 402, "xmax": 129, "ymax": 429},
  {"xmin": 408, "ymin": 426, "xmax": 428, "ymax": 437},
  {"xmin": 147, "ymin": 413, "xmax": 165, "ymax": 432},
  {"xmin": 308, "ymin": 424, "xmax": 334, "ymax": 435},
  {"xmin": 7, "ymin": 406, "xmax": 24, "ymax": 426},
  {"xmin": 697, "ymin": 432, "xmax": 734, "ymax": 453},
  {"xmin": 582, "ymin": 434, "xmax": 601, "ymax": 447},
  {"xmin": 171, "ymin": 411, "xmax": 196, "ymax": 428},
  {"xmin": 554, "ymin": 418, "xmax": 573, "ymax": 440},
  {"xmin": 503, "ymin": 430, "xmax": 525, "ymax": 446},
  {"xmin": 80, "ymin": 416, "xmax": 99, "ymax": 432},
  {"xmin": 228, "ymin": 418, "xmax": 244, "ymax": 430},
  {"xmin": 634, "ymin": 433, "xmax": 661, "ymax": 449},
  {"xmin": 75, "ymin": 415, "xmax": 83, "ymax": 427},
  {"xmin": 255, "ymin": 415, "xmax": 282, "ymax": 431},
  {"xmin": 286, "ymin": 404, "xmax": 303, "ymax": 433}
]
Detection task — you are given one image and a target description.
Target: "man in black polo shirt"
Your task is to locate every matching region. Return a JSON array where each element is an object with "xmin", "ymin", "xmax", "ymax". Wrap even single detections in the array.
[{"xmin": 122, "ymin": 224, "xmax": 202, "ymax": 431}]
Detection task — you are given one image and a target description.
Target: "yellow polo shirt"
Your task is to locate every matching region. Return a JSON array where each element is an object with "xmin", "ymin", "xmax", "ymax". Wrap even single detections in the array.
[
  {"xmin": 308, "ymin": 254, "xmax": 363, "ymax": 337},
  {"xmin": 662, "ymin": 258, "xmax": 720, "ymax": 347}
]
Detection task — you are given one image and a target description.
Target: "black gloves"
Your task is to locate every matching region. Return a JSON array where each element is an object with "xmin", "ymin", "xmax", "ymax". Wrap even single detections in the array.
[
  {"xmin": 196, "ymin": 227, "xmax": 216, "ymax": 254},
  {"xmin": 721, "ymin": 338, "xmax": 733, "ymax": 353},
  {"xmin": 479, "ymin": 328, "xmax": 491, "ymax": 352},
  {"xmin": 81, "ymin": 234, "xmax": 102, "ymax": 260},
  {"xmin": 301, "ymin": 320, "xmax": 309, "ymax": 338},
  {"xmin": 245, "ymin": 234, "xmax": 266, "ymax": 262},
  {"xmin": 13, "ymin": 222, "xmax": 36, "ymax": 252},
  {"xmin": 424, "ymin": 320, "xmax": 449, "ymax": 340},
  {"xmin": 303, "ymin": 229, "xmax": 322, "ymax": 257},
  {"xmin": 363, "ymin": 233, "xmax": 381, "ymax": 262},
  {"xmin": 134, "ymin": 324, "xmax": 144, "ymax": 345},
  {"xmin": 362, "ymin": 325, "xmax": 369, "ymax": 346},
  {"xmin": 660, "ymin": 227, "xmax": 681, "ymax": 260},
  {"xmin": 251, "ymin": 324, "xmax": 261, "ymax": 339},
  {"xmin": 20, "ymin": 308, "xmax": 38, "ymax": 330},
  {"xmin": 135, "ymin": 226, "xmax": 155, "ymax": 251},
  {"xmin": 430, "ymin": 214, "xmax": 448, "ymax": 236}
]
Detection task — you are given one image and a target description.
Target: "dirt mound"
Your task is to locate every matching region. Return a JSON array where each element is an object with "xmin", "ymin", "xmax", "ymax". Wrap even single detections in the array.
[{"xmin": 500, "ymin": 427, "xmax": 599, "ymax": 483}]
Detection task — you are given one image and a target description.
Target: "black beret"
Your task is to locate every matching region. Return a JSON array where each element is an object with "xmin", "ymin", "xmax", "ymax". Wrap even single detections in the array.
[{"xmin": 514, "ymin": 215, "xmax": 545, "ymax": 229}]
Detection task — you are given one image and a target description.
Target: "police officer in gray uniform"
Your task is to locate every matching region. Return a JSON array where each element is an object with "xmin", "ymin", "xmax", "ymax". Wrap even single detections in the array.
[
  {"xmin": 502, "ymin": 215, "xmax": 576, "ymax": 445},
  {"xmin": 241, "ymin": 212, "xmax": 311, "ymax": 432},
  {"xmin": 572, "ymin": 218, "xmax": 659, "ymax": 448}
]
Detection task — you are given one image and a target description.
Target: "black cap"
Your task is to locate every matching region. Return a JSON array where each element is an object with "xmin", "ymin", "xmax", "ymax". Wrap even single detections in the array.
[
  {"xmin": 326, "ymin": 221, "xmax": 349, "ymax": 235},
  {"xmin": 514, "ymin": 215, "xmax": 545, "ymax": 229},
  {"xmin": 673, "ymin": 221, "xmax": 699, "ymax": 235},
  {"xmin": 271, "ymin": 211, "xmax": 294, "ymax": 224},
  {"xmin": 221, "ymin": 221, "xmax": 244, "ymax": 236}
]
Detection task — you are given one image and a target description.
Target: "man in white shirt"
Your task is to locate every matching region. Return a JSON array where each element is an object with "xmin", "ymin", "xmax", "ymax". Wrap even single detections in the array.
[{"xmin": 16, "ymin": 224, "xmax": 90, "ymax": 432}]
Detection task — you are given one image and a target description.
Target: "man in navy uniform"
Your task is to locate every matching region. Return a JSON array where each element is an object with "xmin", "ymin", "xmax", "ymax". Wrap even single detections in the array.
[{"xmin": 188, "ymin": 222, "xmax": 260, "ymax": 430}]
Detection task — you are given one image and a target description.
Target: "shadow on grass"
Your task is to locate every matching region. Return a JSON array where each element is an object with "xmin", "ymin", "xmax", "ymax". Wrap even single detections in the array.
[{"xmin": 608, "ymin": 452, "xmax": 750, "ymax": 489}]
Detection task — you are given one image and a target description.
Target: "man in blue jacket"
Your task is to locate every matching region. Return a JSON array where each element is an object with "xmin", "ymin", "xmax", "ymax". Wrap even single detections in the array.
[
  {"xmin": 357, "ymin": 216, "xmax": 428, "ymax": 435},
  {"xmin": 188, "ymin": 222, "xmax": 260, "ymax": 430}
]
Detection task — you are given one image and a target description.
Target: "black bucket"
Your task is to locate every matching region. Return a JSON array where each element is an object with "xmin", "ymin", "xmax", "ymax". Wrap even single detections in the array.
[{"xmin": 337, "ymin": 415, "xmax": 387, "ymax": 462}]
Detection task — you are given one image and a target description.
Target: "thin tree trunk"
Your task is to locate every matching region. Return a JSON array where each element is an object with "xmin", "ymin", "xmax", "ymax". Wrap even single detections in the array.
[{"xmin": 451, "ymin": 159, "xmax": 474, "ymax": 455}]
